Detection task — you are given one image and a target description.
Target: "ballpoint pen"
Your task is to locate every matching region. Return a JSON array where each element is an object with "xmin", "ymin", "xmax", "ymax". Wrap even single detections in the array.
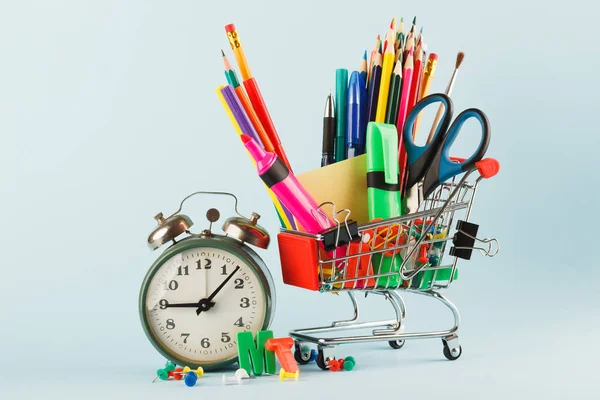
[
  {"xmin": 346, "ymin": 71, "xmax": 367, "ymax": 158},
  {"xmin": 321, "ymin": 92, "xmax": 336, "ymax": 166}
]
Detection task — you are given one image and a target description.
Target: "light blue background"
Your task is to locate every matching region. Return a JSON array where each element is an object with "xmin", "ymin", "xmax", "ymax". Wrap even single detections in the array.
[{"xmin": 1, "ymin": 0, "xmax": 597, "ymax": 398}]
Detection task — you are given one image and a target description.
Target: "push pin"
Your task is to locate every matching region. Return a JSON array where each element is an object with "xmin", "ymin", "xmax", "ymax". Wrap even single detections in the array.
[
  {"xmin": 343, "ymin": 356, "xmax": 356, "ymax": 371},
  {"xmin": 328, "ymin": 359, "xmax": 341, "ymax": 371},
  {"xmin": 279, "ymin": 368, "xmax": 299, "ymax": 381},
  {"xmin": 178, "ymin": 366, "xmax": 204, "ymax": 387},
  {"xmin": 181, "ymin": 366, "xmax": 204, "ymax": 378},
  {"xmin": 152, "ymin": 361, "xmax": 177, "ymax": 382},
  {"xmin": 172, "ymin": 367, "xmax": 184, "ymax": 380},
  {"xmin": 222, "ymin": 368, "xmax": 250, "ymax": 384}
]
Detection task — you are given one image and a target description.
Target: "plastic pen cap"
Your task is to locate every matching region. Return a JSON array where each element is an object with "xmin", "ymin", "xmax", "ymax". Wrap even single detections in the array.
[
  {"xmin": 365, "ymin": 122, "xmax": 399, "ymax": 184},
  {"xmin": 346, "ymin": 71, "xmax": 367, "ymax": 146}
]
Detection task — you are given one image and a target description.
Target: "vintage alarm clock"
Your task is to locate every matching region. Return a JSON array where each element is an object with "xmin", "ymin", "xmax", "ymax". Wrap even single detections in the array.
[{"xmin": 139, "ymin": 191, "xmax": 275, "ymax": 370}]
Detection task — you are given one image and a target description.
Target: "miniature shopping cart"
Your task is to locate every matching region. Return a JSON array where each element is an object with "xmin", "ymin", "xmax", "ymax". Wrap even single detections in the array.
[{"xmin": 277, "ymin": 160, "xmax": 499, "ymax": 369}]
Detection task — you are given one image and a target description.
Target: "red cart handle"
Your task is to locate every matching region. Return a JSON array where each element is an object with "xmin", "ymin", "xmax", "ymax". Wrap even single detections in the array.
[{"xmin": 450, "ymin": 157, "xmax": 500, "ymax": 179}]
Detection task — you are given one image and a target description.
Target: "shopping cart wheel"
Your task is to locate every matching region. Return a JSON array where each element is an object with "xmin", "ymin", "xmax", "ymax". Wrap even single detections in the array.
[
  {"xmin": 388, "ymin": 340, "xmax": 405, "ymax": 349},
  {"xmin": 294, "ymin": 342, "xmax": 312, "ymax": 365},
  {"xmin": 442, "ymin": 344, "xmax": 462, "ymax": 360},
  {"xmin": 316, "ymin": 349, "xmax": 328, "ymax": 371}
]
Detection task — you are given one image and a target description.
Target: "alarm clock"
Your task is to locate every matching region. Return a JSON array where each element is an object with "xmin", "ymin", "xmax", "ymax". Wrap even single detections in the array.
[{"xmin": 139, "ymin": 191, "xmax": 275, "ymax": 370}]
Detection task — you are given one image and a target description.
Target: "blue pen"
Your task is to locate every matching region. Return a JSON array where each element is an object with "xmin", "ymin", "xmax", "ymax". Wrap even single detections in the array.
[{"xmin": 346, "ymin": 71, "xmax": 367, "ymax": 158}]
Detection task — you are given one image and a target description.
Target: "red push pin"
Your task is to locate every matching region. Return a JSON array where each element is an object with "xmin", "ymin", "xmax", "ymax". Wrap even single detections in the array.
[
  {"xmin": 417, "ymin": 243, "xmax": 430, "ymax": 264},
  {"xmin": 328, "ymin": 359, "xmax": 341, "ymax": 371},
  {"xmin": 172, "ymin": 367, "xmax": 184, "ymax": 380}
]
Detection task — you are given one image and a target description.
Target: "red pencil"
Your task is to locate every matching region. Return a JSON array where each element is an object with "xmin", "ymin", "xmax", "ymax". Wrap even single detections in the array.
[
  {"xmin": 408, "ymin": 41, "xmax": 424, "ymax": 114},
  {"xmin": 225, "ymin": 23, "xmax": 293, "ymax": 171}
]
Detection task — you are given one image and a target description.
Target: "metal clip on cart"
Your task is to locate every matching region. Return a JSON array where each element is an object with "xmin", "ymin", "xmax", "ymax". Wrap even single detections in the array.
[{"xmin": 277, "ymin": 159, "xmax": 500, "ymax": 369}]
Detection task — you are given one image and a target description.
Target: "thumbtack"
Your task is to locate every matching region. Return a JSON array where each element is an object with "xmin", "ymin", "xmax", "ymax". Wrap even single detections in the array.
[
  {"xmin": 222, "ymin": 368, "xmax": 250, "ymax": 384},
  {"xmin": 152, "ymin": 360, "xmax": 177, "ymax": 382},
  {"xmin": 181, "ymin": 366, "xmax": 204, "ymax": 378},
  {"xmin": 328, "ymin": 359, "xmax": 341, "ymax": 371},
  {"xmin": 343, "ymin": 356, "xmax": 356, "ymax": 371},
  {"xmin": 279, "ymin": 368, "xmax": 299, "ymax": 381}
]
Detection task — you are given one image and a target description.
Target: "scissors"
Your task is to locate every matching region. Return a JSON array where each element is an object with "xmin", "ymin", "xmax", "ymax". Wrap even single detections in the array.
[{"xmin": 403, "ymin": 93, "xmax": 491, "ymax": 199}]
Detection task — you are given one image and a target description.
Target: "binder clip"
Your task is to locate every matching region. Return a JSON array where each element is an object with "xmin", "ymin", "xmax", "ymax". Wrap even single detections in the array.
[
  {"xmin": 318, "ymin": 202, "xmax": 360, "ymax": 252},
  {"xmin": 450, "ymin": 220, "xmax": 479, "ymax": 260}
]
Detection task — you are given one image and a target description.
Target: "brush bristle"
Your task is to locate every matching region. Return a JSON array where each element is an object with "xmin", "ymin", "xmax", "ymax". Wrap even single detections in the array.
[{"xmin": 456, "ymin": 52, "xmax": 465, "ymax": 68}]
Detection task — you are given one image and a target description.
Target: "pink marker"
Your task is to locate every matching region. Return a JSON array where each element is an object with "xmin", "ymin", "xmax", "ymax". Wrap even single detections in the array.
[{"xmin": 241, "ymin": 134, "xmax": 333, "ymax": 234}]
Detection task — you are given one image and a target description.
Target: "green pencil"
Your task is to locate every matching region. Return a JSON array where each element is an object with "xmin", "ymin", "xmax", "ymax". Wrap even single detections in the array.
[
  {"xmin": 222, "ymin": 49, "xmax": 240, "ymax": 88},
  {"xmin": 385, "ymin": 55, "xmax": 403, "ymax": 124}
]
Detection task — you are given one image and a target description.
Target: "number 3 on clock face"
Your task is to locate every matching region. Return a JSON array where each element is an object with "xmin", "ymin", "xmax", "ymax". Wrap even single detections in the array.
[{"xmin": 139, "ymin": 238, "xmax": 275, "ymax": 370}]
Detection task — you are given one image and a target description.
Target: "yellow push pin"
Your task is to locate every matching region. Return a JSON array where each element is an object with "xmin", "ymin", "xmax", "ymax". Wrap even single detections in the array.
[
  {"xmin": 180, "ymin": 366, "xmax": 204, "ymax": 378},
  {"xmin": 279, "ymin": 368, "xmax": 299, "ymax": 381}
]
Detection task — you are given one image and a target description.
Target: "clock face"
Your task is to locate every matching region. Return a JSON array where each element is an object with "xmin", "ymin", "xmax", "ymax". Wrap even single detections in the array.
[{"xmin": 143, "ymin": 246, "xmax": 268, "ymax": 367}]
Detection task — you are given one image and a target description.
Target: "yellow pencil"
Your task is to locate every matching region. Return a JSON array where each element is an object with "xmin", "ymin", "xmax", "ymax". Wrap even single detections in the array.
[
  {"xmin": 374, "ymin": 29, "xmax": 396, "ymax": 122},
  {"xmin": 216, "ymin": 85, "xmax": 294, "ymax": 230}
]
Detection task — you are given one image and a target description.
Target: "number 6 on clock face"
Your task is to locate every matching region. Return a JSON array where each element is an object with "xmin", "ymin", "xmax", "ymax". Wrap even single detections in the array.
[{"xmin": 139, "ymin": 237, "xmax": 275, "ymax": 370}]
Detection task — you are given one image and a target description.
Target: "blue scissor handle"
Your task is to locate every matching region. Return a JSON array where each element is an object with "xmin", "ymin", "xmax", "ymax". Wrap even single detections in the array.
[
  {"xmin": 403, "ymin": 93, "xmax": 454, "ymax": 190},
  {"xmin": 437, "ymin": 108, "xmax": 490, "ymax": 181},
  {"xmin": 422, "ymin": 108, "xmax": 491, "ymax": 198}
]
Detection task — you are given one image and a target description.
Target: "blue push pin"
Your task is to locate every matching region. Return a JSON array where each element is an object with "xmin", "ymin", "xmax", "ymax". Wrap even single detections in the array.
[
  {"xmin": 309, "ymin": 349, "xmax": 318, "ymax": 362},
  {"xmin": 184, "ymin": 372, "xmax": 198, "ymax": 387}
]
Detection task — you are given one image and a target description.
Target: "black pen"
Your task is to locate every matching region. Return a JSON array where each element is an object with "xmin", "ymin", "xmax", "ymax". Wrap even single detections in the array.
[{"xmin": 321, "ymin": 91, "xmax": 336, "ymax": 167}]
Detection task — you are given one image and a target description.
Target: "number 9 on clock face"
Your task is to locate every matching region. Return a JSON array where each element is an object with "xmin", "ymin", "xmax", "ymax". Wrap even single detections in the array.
[{"xmin": 139, "ymin": 238, "xmax": 275, "ymax": 370}]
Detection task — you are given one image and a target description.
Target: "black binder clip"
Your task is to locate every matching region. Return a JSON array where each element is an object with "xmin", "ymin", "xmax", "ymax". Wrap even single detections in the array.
[
  {"xmin": 316, "ymin": 202, "xmax": 360, "ymax": 252},
  {"xmin": 450, "ymin": 220, "xmax": 479, "ymax": 260},
  {"xmin": 321, "ymin": 220, "xmax": 360, "ymax": 252}
]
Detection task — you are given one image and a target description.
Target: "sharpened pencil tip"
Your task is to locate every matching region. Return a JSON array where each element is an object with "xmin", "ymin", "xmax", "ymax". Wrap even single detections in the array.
[
  {"xmin": 363, "ymin": 50, "xmax": 367, "ymax": 59},
  {"xmin": 221, "ymin": 49, "xmax": 225, "ymax": 57},
  {"xmin": 412, "ymin": 16, "xmax": 416, "ymax": 24},
  {"xmin": 400, "ymin": 17, "xmax": 404, "ymax": 22},
  {"xmin": 456, "ymin": 52, "xmax": 465, "ymax": 69}
]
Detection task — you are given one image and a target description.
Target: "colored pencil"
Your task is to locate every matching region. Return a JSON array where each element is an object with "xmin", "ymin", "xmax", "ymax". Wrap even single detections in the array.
[
  {"xmin": 222, "ymin": 50, "xmax": 276, "ymax": 154},
  {"xmin": 359, "ymin": 50, "xmax": 368, "ymax": 85},
  {"xmin": 375, "ymin": 29, "xmax": 396, "ymax": 122},
  {"xmin": 402, "ymin": 32, "xmax": 415, "ymax": 69},
  {"xmin": 215, "ymin": 85, "xmax": 295, "ymax": 230},
  {"xmin": 398, "ymin": 17, "xmax": 404, "ymax": 37},
  {"xmin": 367, "ymin": 53, "xmax": 382, "ymax": 122},
  {"xmin": 396, "ymin": 48, "xmax": 414, "ymax": 195},
  {"xmin": 407, "ymin": 40, "xmax": 423, "ymax": 113},
  {"xmin": 385, "ymin": 53, "xmax": 403, "ymax": 124},
  {"xmin": 413, "ymin": 53, "xmax": 438, "ymax": 135},
  {"xmin": 367, "ymin": 35, "xmax": 381, "ymax": 87},
  {"xmin": 225, "ymin": 23, "xmax": 293, "ymax": 171},
  {"xmin": 427, "ymin": 52, "xmax": 465, "ymax": 143}
]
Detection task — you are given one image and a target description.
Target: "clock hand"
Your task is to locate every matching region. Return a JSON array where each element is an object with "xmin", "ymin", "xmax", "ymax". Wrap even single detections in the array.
[
  {"xmin": 196, "ymin": 265, "xmax": 240, "ymax": 315},
  {"xmin": 164, "ymin": 302, "xmax": 215, "ymax": 308}
]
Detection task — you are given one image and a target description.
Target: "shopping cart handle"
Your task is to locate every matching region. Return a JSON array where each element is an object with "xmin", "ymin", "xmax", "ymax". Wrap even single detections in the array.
[{"xmin": 475, "ymin": 158, "xmax": 500, "ymax": 179}]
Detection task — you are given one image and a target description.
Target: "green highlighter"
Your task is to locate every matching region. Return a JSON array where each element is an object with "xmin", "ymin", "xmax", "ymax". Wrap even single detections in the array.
[{"xmin": 366, "ymin": 122, "xmax": 403, "ymax": 287}]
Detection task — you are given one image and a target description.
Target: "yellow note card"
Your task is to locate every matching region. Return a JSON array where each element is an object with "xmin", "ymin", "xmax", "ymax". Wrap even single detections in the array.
[{"xmin": 297, "ymin": 155, "xmax": 369, "ymax": 225}]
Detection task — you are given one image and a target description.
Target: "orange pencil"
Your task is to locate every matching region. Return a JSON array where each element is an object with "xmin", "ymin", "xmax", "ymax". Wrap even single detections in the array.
[{"xmin": 225, "ymin": 23, "xmax": 292, "ymax": 171}]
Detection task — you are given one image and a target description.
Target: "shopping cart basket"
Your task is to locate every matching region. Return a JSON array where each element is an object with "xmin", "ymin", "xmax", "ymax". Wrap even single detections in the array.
[{"xmin": 277, "ymin": 159, "xmax": 499, "ymax": 369}]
